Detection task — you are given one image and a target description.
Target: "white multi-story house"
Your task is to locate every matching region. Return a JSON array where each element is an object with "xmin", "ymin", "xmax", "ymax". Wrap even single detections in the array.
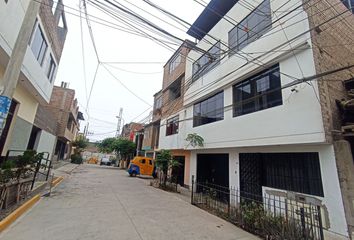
[
  {"xmin": 159, "ymin": 0, "xmax": 354, "ymax": 238},
  {"xmin": 0, "ymin": 0, "xmax": 67, "ymax": 158}
]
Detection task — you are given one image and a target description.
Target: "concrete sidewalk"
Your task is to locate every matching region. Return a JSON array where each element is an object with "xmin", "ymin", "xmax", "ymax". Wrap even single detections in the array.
[{"xmin": 0, "ymin": 164, "xmax": 258, "ymax": 240}]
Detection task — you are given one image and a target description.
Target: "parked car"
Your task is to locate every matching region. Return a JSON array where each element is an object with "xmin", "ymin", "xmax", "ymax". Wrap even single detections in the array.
[
  {"xmin": 100, "ymin": 157, "xmax": 112, "ymax": 166},
  {"xmin": 127, "ymin": 156, "xmax": 156, "ymax": 178}
]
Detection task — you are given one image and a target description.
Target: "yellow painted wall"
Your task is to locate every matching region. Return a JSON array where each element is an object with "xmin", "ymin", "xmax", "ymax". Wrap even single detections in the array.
[{"xmin": 13, "ymin": 84, "xmax": 38, "ymax": 124}]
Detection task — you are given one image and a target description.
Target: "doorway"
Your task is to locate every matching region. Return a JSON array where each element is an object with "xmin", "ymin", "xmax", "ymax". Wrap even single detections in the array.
[
  {"xmin": 172, "ymin": 156, "xmax": 185, "ymax": 186},
  {"xmin": 196, "ymin": 154, "xmax": 229, "ymax": 187}
]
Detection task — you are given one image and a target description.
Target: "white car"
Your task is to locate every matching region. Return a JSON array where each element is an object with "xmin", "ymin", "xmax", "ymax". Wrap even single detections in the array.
[{"xmin": 100, "ymin": 157, "xmax": 112, "ymax": 166}]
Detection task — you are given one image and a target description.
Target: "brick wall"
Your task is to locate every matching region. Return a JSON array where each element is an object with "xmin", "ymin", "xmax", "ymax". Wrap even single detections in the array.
[
  {"xmin": 305, "ymin": 0, "xmax": 354, "ymax": 142},
  {"xmin": 39, "ymin": 0, "xmax": 67, "ymax": 63},
  {"xmin": 38, "ymin": 86, "xmax": 78, "ymax": 139},
  {"xmin": 305, "ymin": 1, "xmax": 354, "ymax": 236},
  {"xmin": 34, "ymin": 104, "xmax": 57, "ymax": 135},
  {"xmin": 161, "ymin": 41, "xmax": 194, "ymax": 119}
]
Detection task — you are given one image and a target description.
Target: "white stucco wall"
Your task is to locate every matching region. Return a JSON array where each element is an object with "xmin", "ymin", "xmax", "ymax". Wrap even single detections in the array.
[
  {"xmin": 189, "ymin": 144, "xmax": 348, "ymax": 237},
  {"xmin": 0, "ymin": 0, "xmax": 57, "ymax": 103},
  {"xmin": 159, "ymin": 0, "xmax": 326, "ymax": 150},
  {"xmin": 35, "ymin": 130, "xmax": 56, "ymax": 160}
]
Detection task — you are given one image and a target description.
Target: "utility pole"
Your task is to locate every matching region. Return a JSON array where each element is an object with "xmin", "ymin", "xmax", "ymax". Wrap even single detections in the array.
[
  {"xmin": 84, "ymin": 122, "xmax": 89, "ymax": 138},
  {"xmin": 115, "ymin": 108, "xmax": 123, "ymax": 137},
  {"xmin": 0, "ymin": 0, "xmax": 42, "ymax": 134}
]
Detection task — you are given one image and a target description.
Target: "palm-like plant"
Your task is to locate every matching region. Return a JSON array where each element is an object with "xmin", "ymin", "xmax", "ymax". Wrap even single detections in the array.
[{"xmin": 185, "ymin": 133, "xmax": 204, "ymax": 148}]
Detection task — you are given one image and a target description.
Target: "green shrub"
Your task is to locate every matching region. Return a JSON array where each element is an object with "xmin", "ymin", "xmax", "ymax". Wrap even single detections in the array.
[{"xmin": 71, "ymin": 154, "xmax": 83, "ymax": 164}]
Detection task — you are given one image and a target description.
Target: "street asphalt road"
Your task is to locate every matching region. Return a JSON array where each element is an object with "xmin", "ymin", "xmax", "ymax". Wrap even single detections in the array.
[{"xmin": 0, "ymin": 164, "xmax": 258, "ymax": 240}]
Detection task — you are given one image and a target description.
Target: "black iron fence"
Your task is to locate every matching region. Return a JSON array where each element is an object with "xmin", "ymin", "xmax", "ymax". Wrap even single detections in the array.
[
  {"xmin": 191, "ymin": 176, "xmax": 324, "ymax": 240},
  {"xmin": 0, "ymin": 150, "xmax": 52, "ymax": 210}
]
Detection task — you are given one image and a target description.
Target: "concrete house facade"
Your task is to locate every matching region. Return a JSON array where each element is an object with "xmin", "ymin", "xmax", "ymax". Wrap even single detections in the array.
[
  {"xmin": 39, "ymin": 83, "xmax": 83, "ymax": 161},
  {"xmin": 142, "ymin": 90, "xmax": 162, "ymax": 159},
  {"xmin": 158, "ymin": 0, "xmax": 354, "ymax": 238},
  {"xmin": 158, "ymin": 40, "xmax": 195, "ymax": 187},
  {"xmin": 0, "ymin": 0, "xmax": 67, "ymax": 157}
]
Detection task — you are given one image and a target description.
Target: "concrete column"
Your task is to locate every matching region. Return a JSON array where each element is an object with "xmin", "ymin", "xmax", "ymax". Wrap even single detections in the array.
[
  {"xmin": 333, "ymin": 140, "xmax": 354, "ymax": 239},
  {"xmin": 0, "ymin": 0, "xmax": 42, "ymax": 133}
]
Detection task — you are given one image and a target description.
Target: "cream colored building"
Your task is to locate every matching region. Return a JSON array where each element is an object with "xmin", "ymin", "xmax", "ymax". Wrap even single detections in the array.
[{"xmin": 0, "ymin": 0, "xmax": 67, "ymax": 156}]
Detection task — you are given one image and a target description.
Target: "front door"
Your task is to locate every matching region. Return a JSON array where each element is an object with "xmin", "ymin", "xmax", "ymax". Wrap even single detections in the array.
[
  {"xmin": 173, "ymin": 156, "xmax": 185, "ymax": 186},
  {"xmin": 239, "ymin": 153, "xmax": 263, "ymax": 202},
  {"xmin": 139, "ymin": 158, "xmax": 146, "ymax": 175},
  {"xmin": 146, "ymin": 159, "xmax": 153, "ymax": 175}
]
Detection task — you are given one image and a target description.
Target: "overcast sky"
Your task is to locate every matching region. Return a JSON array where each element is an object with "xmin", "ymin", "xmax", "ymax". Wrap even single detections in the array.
[{"xmin": 54, "ymin": 0, "xmax": 209, "ymax": 142}]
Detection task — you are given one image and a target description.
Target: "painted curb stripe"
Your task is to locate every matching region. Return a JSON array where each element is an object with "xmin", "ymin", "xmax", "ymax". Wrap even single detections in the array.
[
  {"xmin": 0, "ymin": 194, "xmax": 40, "ymax": 232},
  {"xmin": 51, "ymin": 176, "xmax": 64, "ymax": 188}
]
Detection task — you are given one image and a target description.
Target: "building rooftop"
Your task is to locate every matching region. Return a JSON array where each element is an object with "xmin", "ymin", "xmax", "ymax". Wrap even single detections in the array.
[{"xmin": 187, "ymin": 0, "xmax": 238, "ymax": 40}]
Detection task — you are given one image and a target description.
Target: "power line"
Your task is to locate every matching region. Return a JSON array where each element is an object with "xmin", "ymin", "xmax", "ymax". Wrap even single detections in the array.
[
  {"xmin": 103, "ymin": 63, "xmax": 162, "ymax": 75},
  {"xmin": 158, "ymin": 64, "xmax": 354, "ymax": 128},
  {"xmin": 79, "ymin": 0, "xmax": 89, "ymax": 106},
  {"xmin": 101, "ymin": 64, "xmax": 152, "ymax": 106}
]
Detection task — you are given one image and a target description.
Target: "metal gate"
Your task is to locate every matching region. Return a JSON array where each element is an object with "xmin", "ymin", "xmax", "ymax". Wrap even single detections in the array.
[{"xmin": 239, "ymin": 153, "xmax": 263, "ymax": 202}]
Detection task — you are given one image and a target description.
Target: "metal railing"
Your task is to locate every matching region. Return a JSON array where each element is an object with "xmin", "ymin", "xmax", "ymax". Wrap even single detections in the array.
[
  {"xmin": 191, "ymin": 176, "xmax": 324, "ymax": 240},
  {"xmin": 3, "ymin": 150, "xmax": 52, "ymax": 190}
]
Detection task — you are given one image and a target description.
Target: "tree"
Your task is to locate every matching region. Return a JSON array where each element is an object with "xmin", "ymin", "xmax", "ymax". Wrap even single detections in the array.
[
  {"xmin": 114, "ymin": 138, "xmax": 136, "ymax": 160},
  {"xmin": 98, "ymin": 138, "xmax": 136, "ymax": 167},
  {"xmin": 71, "ymin": 136, "xmax": 88, "ymax": 164},
  {"xmin": 98, "ymin": 137, "xmax": 117, "ymax": 153},
  {"xmin": 155, "ymin": 150, "xmax": 180, "ymax": 186},
  {"xmin": 72, "ymin": 136, "xmax": 88, "ymax": 154}
]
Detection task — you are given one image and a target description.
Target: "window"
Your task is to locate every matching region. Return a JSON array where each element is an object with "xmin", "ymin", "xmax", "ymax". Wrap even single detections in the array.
[
  {"xmin": 192, "ymin": 42, "xmax": 221, "ymax": 80},
  {"xmin": 154, "ymin": 95, "xmax": 162, "ymax": 110},
  {"xmin": 233, "ymin": 64, "xmax": 282, "ymax": 117},
  {"xmin": 193, "ymin": 91, "xmax": 224, "ymax": 127},
  {"xmin": 47, "ymin": 55, "xmax": 56, "ymax": 83},
  {"xmin": 228, "ymin": 0, "xmax": 271, "ymax": 55},
  {"xmin": 52, "ymin": 0, "xmax": 58, "ymax": 14},
  {"xmin": 168, "ymin": 76, "xmax": 182, "ymax": 101},
  {"xmin": 140, "ymin": 159, "xmax": 146, "ymax": 164},
  {"xmin": 342, "ymin": 0, "xmax": 354, "ymax": 13},
  {"xmin": 30, "ymin": 24, "xmax": 48, "ymax": 65},
  {"xmin": 149, "ymin": 160, "xmax": 153, "ymax": 165},
  {"xmin": 166, "ymin": 116, "xmax": 179, "ymax": 136},
  {"xmin": 169, "ymin": 53, "xmax": 181, "ymax": 73}
]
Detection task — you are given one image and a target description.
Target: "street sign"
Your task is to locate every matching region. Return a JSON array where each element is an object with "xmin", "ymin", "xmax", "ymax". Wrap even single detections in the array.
[
  {"xmin": 0, "ymin": 96, "xmax": 11, "ymax": 131},
  {"xmin": 0, "ymin": 96, "xmax": 11, "ymax": 114}
]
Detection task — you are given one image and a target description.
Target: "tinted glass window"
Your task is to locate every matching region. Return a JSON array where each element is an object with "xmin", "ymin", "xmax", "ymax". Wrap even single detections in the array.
[
  {"xmin": 47, "ymin": 55, "xmax": 56, "ymax": 83},
  {"xmin": 166, "ymin": 116, "xmax": 179, "ymax": 136},
  {"xmin": 30, "ymin": 24, "xmax": 48, "ymax": 65},
  {"xmin": 233, "ymin": 64, "xmax": 282, "ymax": 117},
  {"xmin": 228, "ymin": 0, "xmax": 271, "ymax": 55},
  {"xmin": 193, "ymin": 91, "xmax": 224, "ymax": 127},
  {"xmin": 192, "ymin": 42, "xmax": 221, "ymax": 81},
  {"xmin": 169, "ymin": 53, "xmax": 181, "ymax": 73}
]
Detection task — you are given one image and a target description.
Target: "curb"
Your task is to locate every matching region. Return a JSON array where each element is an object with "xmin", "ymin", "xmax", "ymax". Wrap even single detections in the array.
[
  {"xmin": 0, "ymin": 176, "xmax": 66, "ymax": 233},
  {"xmin": 51, "ymin": 176, "xmax": 64, "ymax": 188},
  {"xmin": 0, "ymin": 194, "xmax": 40, "ymax": 232}
]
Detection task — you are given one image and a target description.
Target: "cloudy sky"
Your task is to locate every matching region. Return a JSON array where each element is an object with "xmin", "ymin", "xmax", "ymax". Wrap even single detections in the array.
[{"xmin": 54, "ymin": 0, "xmax": 209, "ymax": 142}]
